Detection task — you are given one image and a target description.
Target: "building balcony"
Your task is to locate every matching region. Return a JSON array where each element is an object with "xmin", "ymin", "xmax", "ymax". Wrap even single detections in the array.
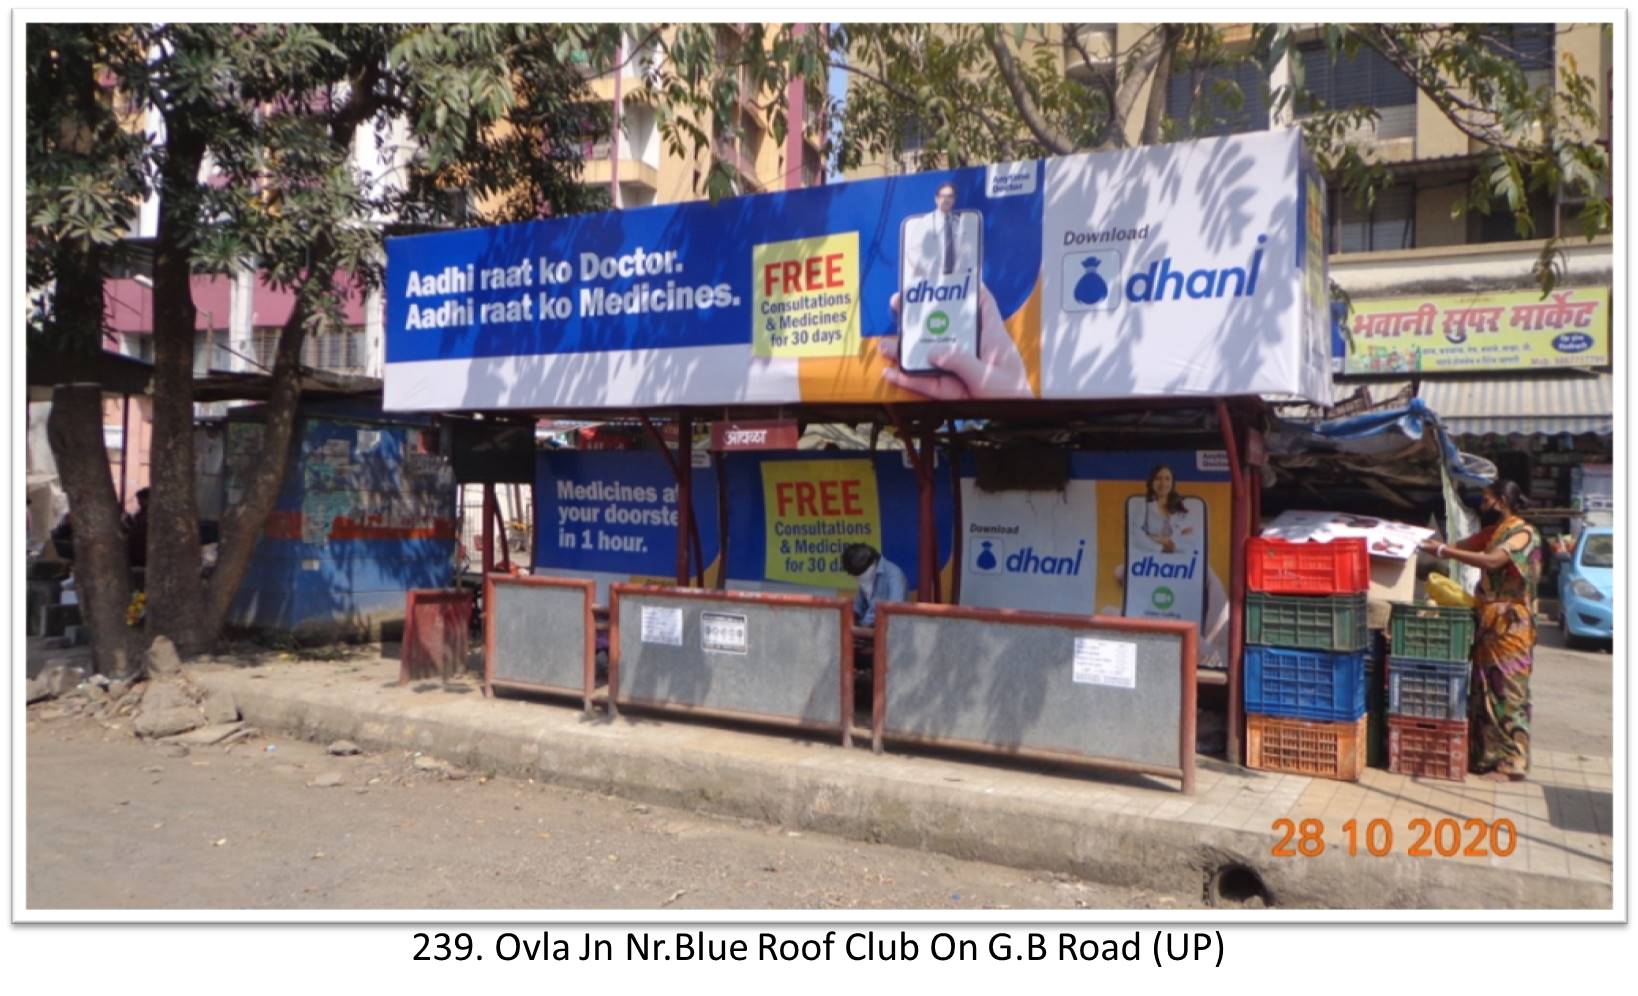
[
  {"xmin": 579, "ymin": 158, "xmax": 659, "ymax": 191},
  {"xmin": 588, "ymin": 74, "xmax": 646, "ymax": 103}
]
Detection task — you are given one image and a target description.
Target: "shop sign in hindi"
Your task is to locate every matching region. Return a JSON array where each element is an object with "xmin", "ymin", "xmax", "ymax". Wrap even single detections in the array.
[{"xmin": 1344, "ymin": 287, "xmax": 1609, "ymax": 374}]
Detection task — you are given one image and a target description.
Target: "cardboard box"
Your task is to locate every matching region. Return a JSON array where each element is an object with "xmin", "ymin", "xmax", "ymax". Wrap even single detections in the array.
[{"xmin": 1367, "ymin": 555, "xmax": 1416, "ymax": 631}]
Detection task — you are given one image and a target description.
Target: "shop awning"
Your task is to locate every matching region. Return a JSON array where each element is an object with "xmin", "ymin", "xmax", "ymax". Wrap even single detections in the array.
[{"xmin": 1421, "ymin": 373, "xmax": 1613, "ymax": 436}]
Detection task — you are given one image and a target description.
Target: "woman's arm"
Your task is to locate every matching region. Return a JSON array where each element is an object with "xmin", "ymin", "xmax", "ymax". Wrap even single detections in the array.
[{"xmin": 1420, "ymin": 530, "xmax": 1529, "ymax": 571}]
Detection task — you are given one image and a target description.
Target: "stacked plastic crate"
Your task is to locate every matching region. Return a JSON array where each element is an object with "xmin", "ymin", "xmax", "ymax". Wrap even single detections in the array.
[
  {"xmin": 1385, "ymin": 603, "xmax": 1478, "ymax": 782},
  {"xmin": 1243, "ymin": 537, "xmax": 1371, "ymax": 781}
]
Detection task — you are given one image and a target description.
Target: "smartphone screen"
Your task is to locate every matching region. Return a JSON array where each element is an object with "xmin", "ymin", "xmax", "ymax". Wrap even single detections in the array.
[
  {"xmin": 898, "ymin": 208, "xmax": 982, "ymax": 373},
  {"xmin": 1122, "ymin": 494, "xmax": 1209, "ymax": 626}
]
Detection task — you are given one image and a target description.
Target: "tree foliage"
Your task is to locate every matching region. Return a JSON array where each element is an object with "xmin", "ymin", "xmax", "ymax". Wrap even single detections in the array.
[
  {"xmin": 630, "ymin": 22, "xmax": 1610, "ymax": 294},
  {"xmin": 25, "ymin": 23, "xmax": 609, "ymax": 657}
]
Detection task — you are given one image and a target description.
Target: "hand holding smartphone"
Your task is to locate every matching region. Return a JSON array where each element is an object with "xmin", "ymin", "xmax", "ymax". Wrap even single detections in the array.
[{"xmin": 898, "ymin": 206, "xmax": 982, "ymax": 373}]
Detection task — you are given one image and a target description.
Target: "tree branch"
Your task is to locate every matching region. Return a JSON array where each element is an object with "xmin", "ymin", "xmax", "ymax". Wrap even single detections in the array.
[
  {"xmin": 982, "ymin": 26, "xmax": 1075, "ymax": 155},
  {"xmin": 1109, "ymin": 25, "xmax": 1167, "ymax": 149}
]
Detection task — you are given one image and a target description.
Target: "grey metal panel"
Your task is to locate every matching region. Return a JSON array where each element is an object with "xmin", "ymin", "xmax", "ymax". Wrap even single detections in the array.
[
  {"xmin": 490, "ymin": 582, "xmax": 587, "ymax": 691},
  {"xmin": 884, "ymin": 616, "xmax": 1183, "ymax": 768},
  {"xmin": 616, "ymin": 594, "xmax": 842, "ymax": 727}
]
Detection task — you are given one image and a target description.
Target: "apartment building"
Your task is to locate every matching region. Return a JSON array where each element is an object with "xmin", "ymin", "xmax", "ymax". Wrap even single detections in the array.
[{"xmin": 846, "ymin": 22, "xmax": 1614, "ymax": 529}]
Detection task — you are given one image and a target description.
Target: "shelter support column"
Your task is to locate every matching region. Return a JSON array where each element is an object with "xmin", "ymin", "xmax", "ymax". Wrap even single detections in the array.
[
  {"xmin": 676, "ymin": 411, "xmax": 693, "ymax": 586},
  {"xmin": 917, "ymin": 426, "xmax": 938, "ymax": 603},
  {"xmin": 1217, "ymin": 400, "xmax": 1247, "ymax": 765},
  {"xmin": 481, "ymin": 483, "xmax": 496, "ymax": 577}
]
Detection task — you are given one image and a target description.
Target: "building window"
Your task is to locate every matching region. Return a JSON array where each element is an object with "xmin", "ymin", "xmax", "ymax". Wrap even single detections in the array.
[
  {"xmin": 249, "ymin": 327, "xmax": 363, "ymax": 374},
  {"xmin": 1472, "ymin": 190, "xmax": 1556, "ymax": 243},
  {"xmin": 1298, "ymin": 42, "xmax": 1417, "ymax": 139},
  {"xmin": 121, "ymin": 333, "xmax": 154, "ymax": 363},
  {"xmin": 1487, "ymin": 23, "xmax": 1555, "ymax": 89},
  {"xmin": 304, "ymin": 328, "xmax": 365, "ymax": 375},
  {"xmin": 1166, "ymin": 60, "xmax": 1269, "ymax": 138},
  {"xmin": 1329, "ymin": 183, "xmax": 1414, "ymax": 253},
  {"xmin": 252, "ymin": 328, "xmax": 280, "ymax": 371}
]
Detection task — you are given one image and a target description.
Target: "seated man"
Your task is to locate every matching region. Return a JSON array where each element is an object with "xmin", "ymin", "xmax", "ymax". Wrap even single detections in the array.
[{"xmin": 841, "ymin": 542, "xmax": 907, "ymax": 628}]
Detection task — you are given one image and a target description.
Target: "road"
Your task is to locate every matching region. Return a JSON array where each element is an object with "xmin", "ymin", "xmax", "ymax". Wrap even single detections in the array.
[
  {"xmin": 26, "ymin": 711, "xmax": 1195, "ymax": 911},
  {"xmin": 1530, "ymin": 626, "xmax": 1614, "ymax": 759}
]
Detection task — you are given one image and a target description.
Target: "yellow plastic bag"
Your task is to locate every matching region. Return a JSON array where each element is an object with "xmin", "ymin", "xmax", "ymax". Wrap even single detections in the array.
[{"xmin": 1426, "ymin": 571, "xmax": 1475, "ymax": 609}]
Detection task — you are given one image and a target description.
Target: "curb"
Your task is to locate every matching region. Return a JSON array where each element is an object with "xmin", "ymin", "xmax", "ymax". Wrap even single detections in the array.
[{"xmin": 195, "ymin": 667, "xmax": 1613, "ymax": 911}]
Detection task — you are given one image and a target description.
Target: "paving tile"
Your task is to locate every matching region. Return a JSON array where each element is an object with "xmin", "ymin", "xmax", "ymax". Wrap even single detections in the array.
[
  {"xmin": 1527, "ymin": 844, "xmax": 1572, "ymax": 879},
  {"xmin": 1565, "ymin": 854, "xmax": 1613, "ymax": 884}
]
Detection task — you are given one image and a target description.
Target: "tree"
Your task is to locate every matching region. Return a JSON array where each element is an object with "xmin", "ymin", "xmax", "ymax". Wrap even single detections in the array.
[
  {"xmin": 632, "ymin": 23, "xmax": 1610, "ymax": 292},
  {"xmin": 26, "ymin": 24, "xmax": 610, "ymax": 661},
  {"xmin": 26, "ymin": 24, "xmax": 153, "ymax": 676}
]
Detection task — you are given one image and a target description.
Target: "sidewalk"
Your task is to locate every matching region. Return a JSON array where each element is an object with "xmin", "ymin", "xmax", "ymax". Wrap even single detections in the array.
[{"xmin": 185, "ymin": 651, "xmax": 1612, "ymax": 910}]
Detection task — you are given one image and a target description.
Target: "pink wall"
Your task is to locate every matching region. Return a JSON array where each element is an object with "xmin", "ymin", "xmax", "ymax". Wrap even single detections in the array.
[{"xmin": 104, "ymin": 271, "xmax": 366, "ymax": 334}]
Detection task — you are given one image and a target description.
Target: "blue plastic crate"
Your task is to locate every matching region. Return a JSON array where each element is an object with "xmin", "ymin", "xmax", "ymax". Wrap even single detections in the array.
[
  {"xmin": 1245, "ymin": 646, "xmax": 1368, "ymax": 722},
  {"xmin": 1387, "ymin": 657, "xmax": 1471, "ymax": 721}
]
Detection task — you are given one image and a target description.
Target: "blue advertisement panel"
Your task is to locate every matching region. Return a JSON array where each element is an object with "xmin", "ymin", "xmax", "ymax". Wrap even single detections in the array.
[
  {"xmin": 720, "ymin": 451, "xmax": 955, "ymax": 594},
  {"xmin": 531, "ymin": 449, "xmax": 954, "ymax": 596},
  {"xmin": 533, "ymin": 450, "xmax": 720, "ymax": 580},
  {"xmin": 386, "ymin": 129, "xmax": 1330, "ymax": 411}
]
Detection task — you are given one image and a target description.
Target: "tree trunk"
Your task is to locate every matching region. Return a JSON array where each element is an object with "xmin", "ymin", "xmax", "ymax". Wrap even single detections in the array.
[
  {"xmin": 142, "ymin": 125, "xmax": 208, "ymax": 654},
  {"xmin": 1140, "ymin": 25, "xmax": 1182, "ymax": 146},
  {"xmin": 200, "ymin": 291, "xmax": 315, "ymax": 647},
  {"xmin": 46, "ymin": 384, "xmax": 137, "ymax": 677}
]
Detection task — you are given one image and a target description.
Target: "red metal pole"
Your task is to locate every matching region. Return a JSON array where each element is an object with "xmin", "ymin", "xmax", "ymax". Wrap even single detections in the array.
[
  {"xmin": 917, "ymin": 426, "xmax": 937, "ymax": 603},
  {"xmin": 494, "ymin": 489, "xmax": 512, "ymax": 572},
  {"xmin": 481, "ymin": 482, "xmax": 496, "ymax": 578},
  {"xmin": 676, "ymin": 411, "xmax": 692, "ymax": 586},
  {"xmin": 714, "ymin": 448, "xmax": 729, "ymax": 589},
  {"xmin": 1216, "ymin": 399, "xmax": 1247, "ymax": 766},
  {"xmin": 948, "ymin": 439, "xmax": 963, "ymax": 605}
]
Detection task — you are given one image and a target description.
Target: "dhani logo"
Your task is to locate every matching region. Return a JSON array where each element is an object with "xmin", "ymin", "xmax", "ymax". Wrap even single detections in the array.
[
  {"xmin": 1130, "ymin": 551, "xmax": 1199, "ymax": 580},
  {"xmin": 904, "ymin": 275, "xmax": 971, "ymax": 304},
  {"xmin": 1004, "ymin": 540, "xmax": 1087, "ymax": 577},
  {"xmin": 1126, "ymin": 235, "xmax": 1267, "ymax": 302}
]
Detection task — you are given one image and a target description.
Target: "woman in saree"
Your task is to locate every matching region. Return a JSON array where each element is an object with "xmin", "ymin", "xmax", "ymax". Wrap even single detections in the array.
[{"xmin": 1418, "ymin": 480, "xmax": 1543, "ymax": 782}]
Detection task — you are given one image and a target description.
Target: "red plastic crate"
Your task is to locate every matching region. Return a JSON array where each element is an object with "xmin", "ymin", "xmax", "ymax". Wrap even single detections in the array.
[
  {"xmin": 1246, "ymin": 537, "xmax": 1370, "ymax": 595},
  {"xmin": 1247, "ymin": 713, "xmax": 1368, "ymax": 781},
  {"xmin": 1387, "ymin": 716, "xmax": 1468, "ymax": 782}
]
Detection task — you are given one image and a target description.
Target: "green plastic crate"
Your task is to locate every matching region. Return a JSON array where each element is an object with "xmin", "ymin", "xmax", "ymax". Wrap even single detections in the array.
[
  {"xmin": 1388, "ymin": 603, "xmax": 1477, "ymax": 663},
  {"xmin": 1246, "ymin": 592, "xmax": 1369, "ymax": 652}
]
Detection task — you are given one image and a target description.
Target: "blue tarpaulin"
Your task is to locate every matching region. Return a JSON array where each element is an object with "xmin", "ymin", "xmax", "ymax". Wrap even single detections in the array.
[{"xmin": 1267, "ymin": 396, "xmax": 1496, "ymax": 489}]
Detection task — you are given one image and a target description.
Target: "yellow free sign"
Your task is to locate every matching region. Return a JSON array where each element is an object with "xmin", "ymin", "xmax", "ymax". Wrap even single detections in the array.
[
  {"xmin": 761, "ymin": 459, "xmax": 880, "ymax": 590},
  {"xmin": 752, "ymin": 232, "xmax": 861, "ymax": 358}
]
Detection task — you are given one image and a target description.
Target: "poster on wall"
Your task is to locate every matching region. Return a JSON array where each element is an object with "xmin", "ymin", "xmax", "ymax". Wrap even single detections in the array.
[
  {"xmin": 533, "ymin": 449, "xmax": 954, "ymax": 600},
  {"xmin": 724, "ymin": 451, "xmax": 954, "ymax": 596},
  {"xmin": 959, "ymin": 451, "xmax": 1232, "ymax": 669},
  {"xmin": 385, "ymin": 129, "xmax": 1331, "ymax": 411},
  {"xmin": 532, "ymin": 450, "xmax": 722, "ymax": 599}
]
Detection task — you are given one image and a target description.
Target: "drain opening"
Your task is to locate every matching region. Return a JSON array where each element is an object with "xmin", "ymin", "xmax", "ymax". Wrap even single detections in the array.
[{"xmin": 1209, "ymin": 864, "xmax": 1273, "ymax": 908}]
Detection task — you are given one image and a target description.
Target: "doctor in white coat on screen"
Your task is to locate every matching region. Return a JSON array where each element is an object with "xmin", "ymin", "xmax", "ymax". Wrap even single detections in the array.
[{"xmin": 904, "ymin": 182, "xmax": 979, "ymax": 282}]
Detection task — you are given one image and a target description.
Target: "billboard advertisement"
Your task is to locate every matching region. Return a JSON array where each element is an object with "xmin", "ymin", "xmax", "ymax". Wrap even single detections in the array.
[
  {"xmin": 533, "ymin": 449, "xmax": 952, "ymax": 599},
  {"xmin": 386, "ymin": 129, "xmax": 1331, "ymax": 411},
  {"xmin": 1342, "ymin": 287, "xmax": 1611, "ymax": 374},
  {"xmin": 959, "ymin": 451, "xmax": 1233, "ymax": 669}
]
